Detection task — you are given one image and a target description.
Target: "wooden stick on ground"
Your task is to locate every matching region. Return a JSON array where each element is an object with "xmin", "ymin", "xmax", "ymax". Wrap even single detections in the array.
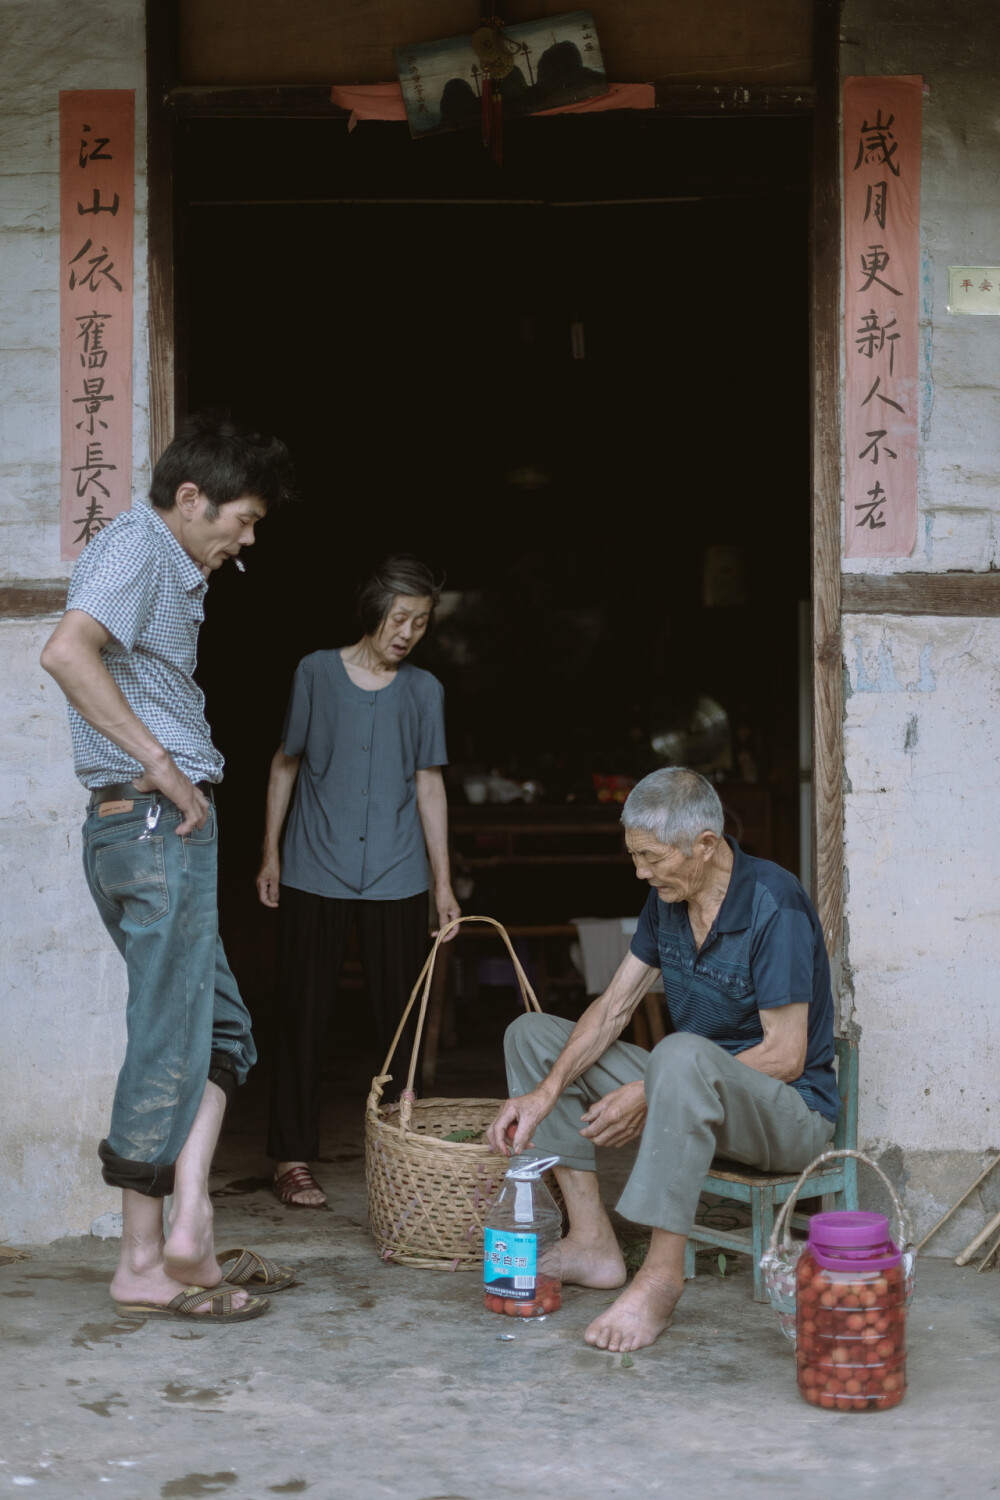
[
  {"xmin": 974, "ymin": 1222, "xmax": 1000, "ymax": 1273},
  {"xmin": 916, "ymin": 1151, "xmax": 1000, "ymax": 1251},
  {"xmin": 955, "ymin": 1205, "xmax": 1000, "ymax": 1267}
]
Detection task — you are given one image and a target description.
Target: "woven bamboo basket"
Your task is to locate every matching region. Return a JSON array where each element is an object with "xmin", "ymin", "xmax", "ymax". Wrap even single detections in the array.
[{"xmin": 365, "ymin": 914, "xmax": 542, "ymax": 1270}]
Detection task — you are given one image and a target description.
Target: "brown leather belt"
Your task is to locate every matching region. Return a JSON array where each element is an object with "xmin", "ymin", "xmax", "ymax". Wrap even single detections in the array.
[{"xmin": 89, "ymin": 780, "xmax": 214, "ymax": 807}]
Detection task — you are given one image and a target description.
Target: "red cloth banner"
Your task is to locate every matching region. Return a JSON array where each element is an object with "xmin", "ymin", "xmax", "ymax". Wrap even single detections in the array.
[
  {"xmin": 330, "ymin": 80, "xmax": 655, "ymax": 130},
  {"xmin": 60, "ymin": 91, "xmax": 134, "ymax": 560},
  {"xmin": 843, "ymin": 76, "xmax": 922, "ymax": 559}
]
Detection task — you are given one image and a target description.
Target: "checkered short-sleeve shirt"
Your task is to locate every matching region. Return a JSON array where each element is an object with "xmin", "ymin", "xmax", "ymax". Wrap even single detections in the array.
[{"xmin": 65, "ymin": 501, "xmax": 224, "ymax": 789}]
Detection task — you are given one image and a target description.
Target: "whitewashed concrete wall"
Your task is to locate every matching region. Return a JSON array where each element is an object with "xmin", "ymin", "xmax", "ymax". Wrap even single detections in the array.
[
  {"xmin": 0, "ymin": 0, "xmax": 148, "ymax": 1242},
  {"xmin": 841, "ymin": 0, "xmax": 1000, "ymax": 1251},
  {"xmin": 0, "ymin": 620, "xmax": 126, "ymax": 1241}
]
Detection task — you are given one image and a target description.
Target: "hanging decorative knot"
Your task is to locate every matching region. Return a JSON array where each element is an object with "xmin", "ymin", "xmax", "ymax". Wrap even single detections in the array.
[{"xmin": 471, "ymin": 13, "xmax": 513, "ymax": 165}]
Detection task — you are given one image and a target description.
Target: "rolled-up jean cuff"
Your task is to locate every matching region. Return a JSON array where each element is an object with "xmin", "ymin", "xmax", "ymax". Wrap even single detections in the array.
[
  {"xmin": 98, "ymin": 1138, "xmax": 175, "ymax": 1198},
  {"xmin": 208, "ymin": 1050, "xmax": 239, "ymax": 1109}
]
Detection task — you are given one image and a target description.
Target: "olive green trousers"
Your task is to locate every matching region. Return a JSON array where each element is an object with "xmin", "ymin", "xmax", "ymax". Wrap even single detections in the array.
[{"xmin": 504, "ymin": 1014, "xmax": 835, "ymax": 1236}]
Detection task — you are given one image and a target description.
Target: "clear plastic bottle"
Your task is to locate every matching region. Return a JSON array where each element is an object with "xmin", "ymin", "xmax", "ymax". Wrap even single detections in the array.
[
  {"xmin": 483, "ymin": 1154, "xmax": 562, "ymax": 1318},
  {"xmin": 795, "ymin": 1211, "xmax": 907, "ymax": 1411}
]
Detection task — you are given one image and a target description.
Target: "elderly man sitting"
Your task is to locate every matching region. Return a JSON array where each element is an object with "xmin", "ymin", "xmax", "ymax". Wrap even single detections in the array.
[{"xmin": 487, "ymin": 767, "xmax": 838, "ymax": 1352}]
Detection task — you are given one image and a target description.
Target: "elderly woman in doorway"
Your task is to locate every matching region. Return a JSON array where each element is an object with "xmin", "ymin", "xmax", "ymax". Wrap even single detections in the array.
[{"xmin": 256, "ymin": 554, "xmax": 462, "ymax": 1207}]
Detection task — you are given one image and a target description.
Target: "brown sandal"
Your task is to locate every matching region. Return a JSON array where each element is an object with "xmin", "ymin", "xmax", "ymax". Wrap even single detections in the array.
[
  {"xmin": 218, "ymin": 1246, "xmax": 297, "ymax": 1291},
  {"xmin": 114, "ymin": 1281, "xmax": 269, "ymax": 1323},
  {"xmin": 272, "ymin": 1165, "xmax": 327, "ymax": 1208}
]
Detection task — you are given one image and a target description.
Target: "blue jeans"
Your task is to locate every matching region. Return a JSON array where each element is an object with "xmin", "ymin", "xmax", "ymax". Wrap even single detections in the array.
[{"xmin": 82, "ymin": 787, "xmax": 256, "ymax": 1196}]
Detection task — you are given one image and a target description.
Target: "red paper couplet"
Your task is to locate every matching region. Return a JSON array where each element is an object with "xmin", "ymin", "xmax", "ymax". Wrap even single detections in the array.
[
  {"xmin": 59, "ymin": 91, "xmax": 135, "ymax": 560},
  {"xmin": 843, "ymin": 76, "xmax": 922, "ymax": 559}
]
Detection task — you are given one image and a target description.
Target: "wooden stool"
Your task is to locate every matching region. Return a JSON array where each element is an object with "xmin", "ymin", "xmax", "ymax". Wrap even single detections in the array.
[{"xmin": 684, "ymin": 1036, "xmax": 859, "ymax": 1301}]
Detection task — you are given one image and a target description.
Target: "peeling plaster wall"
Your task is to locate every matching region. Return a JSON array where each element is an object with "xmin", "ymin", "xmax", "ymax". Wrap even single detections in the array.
[
  {"xmin": 0, "ymin": 1, "xmax": 147, "ymax": 1242},
  {"xmin": 841, "ymin": 0, "xmax": 1000, "ymax": 1252}
]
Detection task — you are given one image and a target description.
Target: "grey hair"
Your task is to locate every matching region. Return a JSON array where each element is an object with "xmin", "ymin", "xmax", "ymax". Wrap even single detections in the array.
[
  {"xmin": 356, "ymin": 554, "xmax": 443, "ymax": 637},
  {"xmin": 620, "ymin": 768, "xmax": 724, "ymax": 855}
]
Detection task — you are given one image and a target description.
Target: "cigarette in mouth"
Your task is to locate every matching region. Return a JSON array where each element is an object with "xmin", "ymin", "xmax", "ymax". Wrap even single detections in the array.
[{"xmin": 234, "ymin": 558, "xmax": 246, "ymax": 573}]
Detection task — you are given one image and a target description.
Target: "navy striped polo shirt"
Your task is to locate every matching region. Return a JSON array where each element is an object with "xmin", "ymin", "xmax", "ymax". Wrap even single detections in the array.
[{"xmin": 630, "ymin": 837, "xmax": 839, "ymax": 1121}]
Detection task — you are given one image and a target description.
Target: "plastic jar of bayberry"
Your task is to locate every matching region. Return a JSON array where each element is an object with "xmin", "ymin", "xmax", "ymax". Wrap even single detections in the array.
[
  {"xmin": 795, "ymin": 1211, "xmax": 906, "ymax": 1411},
  {"xmin": 483, "ymin": 1154, "xmax": 562, "ymax": 1319}
]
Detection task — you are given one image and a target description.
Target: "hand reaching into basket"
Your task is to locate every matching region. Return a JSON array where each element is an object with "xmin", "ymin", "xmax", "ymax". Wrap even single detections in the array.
[{"xmin": 487, "ymin": 1089, "xmax": 552, "ymax": 1156}]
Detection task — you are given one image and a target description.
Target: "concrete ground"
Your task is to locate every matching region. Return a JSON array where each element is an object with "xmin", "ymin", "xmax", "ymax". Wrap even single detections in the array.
[{"xmin": 3, "ymin": 1038, "xmax": 998, "ymax": 1500}]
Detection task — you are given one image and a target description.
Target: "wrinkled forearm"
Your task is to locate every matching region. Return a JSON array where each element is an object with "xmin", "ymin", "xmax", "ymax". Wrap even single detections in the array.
[
  {"xmin": 537, "ymin": 953, "xmax": 658, "ymax": 1103},
  {"xmin": 41, "ymin": 625, "xmax": 170, "ymax": 772},
  {"xmin": 736, "ymin": 1034, "xmax": 806, "ymax": 1084}
]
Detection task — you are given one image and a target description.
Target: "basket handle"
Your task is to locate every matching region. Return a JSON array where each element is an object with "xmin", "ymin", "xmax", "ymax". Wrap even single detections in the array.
[
  {"xmin": 766, "ymin": 1148, "xmax": 914, "ymax": 1261},
  {"xmin": 371, "ymin": 915, "xmax": 543, "ymax": 1126}
]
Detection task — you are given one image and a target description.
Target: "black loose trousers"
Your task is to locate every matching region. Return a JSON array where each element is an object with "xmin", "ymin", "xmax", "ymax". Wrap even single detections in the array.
[{"xmin": 267, "ymin": 884, "xmax": 429, "ymax": 1161}]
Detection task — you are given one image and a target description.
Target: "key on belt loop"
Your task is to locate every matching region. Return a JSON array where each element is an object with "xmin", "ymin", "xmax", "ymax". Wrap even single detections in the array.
[{"xmin": 140, "ymin": 793, "xmax": 161, "ymax": 838}]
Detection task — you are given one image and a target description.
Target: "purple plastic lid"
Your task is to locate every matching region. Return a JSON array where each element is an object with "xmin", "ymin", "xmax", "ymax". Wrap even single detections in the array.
[{"xmin": 807, "ymin": 1211, "xmax": 902, "ymax": 1271}]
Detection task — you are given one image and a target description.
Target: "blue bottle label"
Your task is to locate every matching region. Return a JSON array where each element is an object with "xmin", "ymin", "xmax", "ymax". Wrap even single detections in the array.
[{"xmin": 484, "ymin": 1226, "xmax": 537, "ymax": 1300}]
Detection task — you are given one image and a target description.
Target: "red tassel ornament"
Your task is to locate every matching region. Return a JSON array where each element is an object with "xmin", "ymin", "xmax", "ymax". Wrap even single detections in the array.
[{"xmin": 472, "ymin": 13, "xmax": 510, "ymax": 166}]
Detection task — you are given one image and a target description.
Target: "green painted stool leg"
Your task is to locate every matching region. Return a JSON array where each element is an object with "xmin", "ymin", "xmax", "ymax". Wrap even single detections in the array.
[{"xmin": 752, "ymin": 1187, "xmax": 776, "ymax": 1303}]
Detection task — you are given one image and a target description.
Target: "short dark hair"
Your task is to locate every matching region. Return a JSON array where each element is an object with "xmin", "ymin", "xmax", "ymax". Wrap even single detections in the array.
[
  {"xmin": 356, "ymin": 554, "xmax": 443, "ymax": 637},
  {"xmin": 148, "ymin": 410, "xmax": 294, "ymax": 514}
]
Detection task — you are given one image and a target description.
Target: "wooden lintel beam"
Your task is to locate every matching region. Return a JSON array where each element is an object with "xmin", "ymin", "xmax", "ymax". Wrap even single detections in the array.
[
  {"xmin": 0, "ymin": 584, "xmax": 69, "ymax": 618},
  {"xmin": 164, "ymin": 81, "xmax": 815, "ymax": 119},
  {"xmin": 842, "ymin": 572, "xmax": 1000, "ymax": 618},
  {"xmin": 24, "ymin": 573, "xmax": 996, "ymax": 624},
  {"xmin": 166, "ymin": 84, "xmax": 350, "ymax": 118},
  {"xmin": 652, "ymin": 82, "xmax": 814, "ymax": 115}
]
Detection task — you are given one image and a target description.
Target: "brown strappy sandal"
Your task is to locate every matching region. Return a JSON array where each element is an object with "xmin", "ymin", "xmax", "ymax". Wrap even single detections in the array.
[
  {"xmin": 272, "ymin": 1164, "xmax": 327, "ymax": 1208},
  {"xmin": 218, "ymin": 1246, "xmax": 297, "ymax": 1292},
  {"xmin": 114, "ymin": 1281, "xmax": 269, "ymax": 1323}
]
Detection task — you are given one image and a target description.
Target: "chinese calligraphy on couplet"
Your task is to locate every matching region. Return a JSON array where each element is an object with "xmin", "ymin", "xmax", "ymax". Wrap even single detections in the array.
[
  {"xmin": 843, "ymin": 76, "xmax": 922, "ymax": 558},
  {"xmin": 60, "ymin": 91, "xmax": 134, "ymax": 559}
]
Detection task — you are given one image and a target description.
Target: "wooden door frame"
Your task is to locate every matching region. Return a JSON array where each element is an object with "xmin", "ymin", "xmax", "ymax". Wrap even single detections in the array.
[
  {"xmin": 146, "ymin": 0, "xmax": 179, "ymax": 465},
  {"xmin": 810, "ymin": 0, "xmax": 844, "ymax": 977},
  {"xmin": 144, "ymin": 0, "xmax": 846, "ymax": 978}
]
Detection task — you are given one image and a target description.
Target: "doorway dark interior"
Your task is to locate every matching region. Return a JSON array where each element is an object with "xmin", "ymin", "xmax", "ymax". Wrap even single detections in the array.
[{"xmin": 176, "ymin": 110, "xmax": 811, "ymax": 1117}]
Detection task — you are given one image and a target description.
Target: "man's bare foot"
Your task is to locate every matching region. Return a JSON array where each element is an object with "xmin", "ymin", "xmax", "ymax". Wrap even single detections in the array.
[
  {"xmin": 584, "ymin": 1266, "xmax": 683, "ymax": 1352},
  {"xmin": 163, "ymin": 1191, "xmax": 224, "ymax": 1287},
  {"xmin": 558, "ymin": 1233, "xmax": 627, "ymax": 1290},
  {"xmin": 110, "ymin": 1260, "xmax": 250, "ymax": 1312},
  {"xmin": 274, "ymin": 1161, "xmax": 327, "ymax": 1208}
]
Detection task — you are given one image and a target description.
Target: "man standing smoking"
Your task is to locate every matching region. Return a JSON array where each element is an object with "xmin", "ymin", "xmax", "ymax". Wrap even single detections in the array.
[{"xmin": 41, "ymin": 412, "xmax": 293, "ymax": 1323}]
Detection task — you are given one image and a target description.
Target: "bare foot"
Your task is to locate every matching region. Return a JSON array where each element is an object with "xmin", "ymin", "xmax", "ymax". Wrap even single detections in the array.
[
  {"xmin": 163, "ymin": 1190, "xmax": 224, "ymax": 1287},
  {"xmin": 584, "ymin": 1267, "xmax": 683, "ymax": 1352},
  {"xmin": 558, "ymin": 1233, "xmax": 627, "ymax": 1289},
  {"xmin": 274, "ymin": 1161, "xmax": 327, "ymax": 1208},
  {"xmin": 110, "ymin": 1260, "xmax": 250, "ymax": 1312}
]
